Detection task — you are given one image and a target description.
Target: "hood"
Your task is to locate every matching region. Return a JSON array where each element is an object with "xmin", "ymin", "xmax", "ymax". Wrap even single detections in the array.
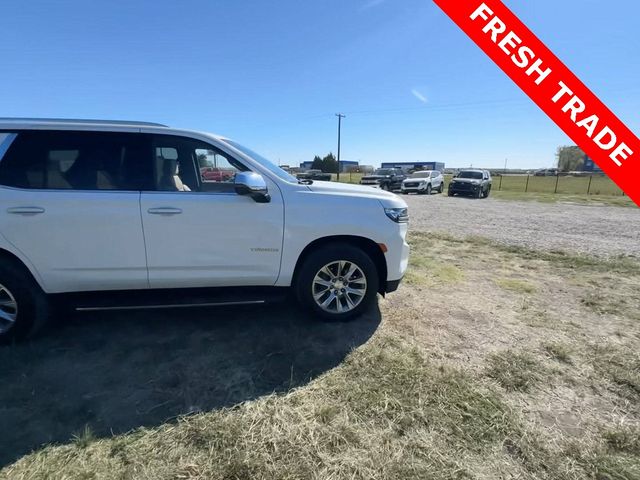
[
  {"xmin": 451, "ymin": 178, "xmax": 481, "ymax": 184},
  {"xmin": 403, "ymin": 177, "xmax": 427, "ymax": 183},
  {"xmin": 305, "ymin": 181, "xmax": 406, "ymax": 208},
  {"xmin": 361, "ymin": 174, "xmax": 390, "ymax": 180}
]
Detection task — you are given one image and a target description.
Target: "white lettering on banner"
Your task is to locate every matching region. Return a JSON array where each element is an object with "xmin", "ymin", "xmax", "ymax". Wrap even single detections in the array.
[
  {"xmin": 551, "ymin": 81, "xmax": 635, "ymax": 166},
  {"xmin": 470, "ymin": 3, "xmax": 553, "ymax": 84},
  {"xmin": 470, "ymin": 3, "xmax": 634, "ymax": 168}
]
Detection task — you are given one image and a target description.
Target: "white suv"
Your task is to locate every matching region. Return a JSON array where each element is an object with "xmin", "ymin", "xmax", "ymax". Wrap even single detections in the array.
[
  {"xmin": 0, "ymin": 119, "xmax": 409, "ymax": 342},
  {"xmin": 401, "ymin": 170, "xmax": 445, "ymax": 195}
]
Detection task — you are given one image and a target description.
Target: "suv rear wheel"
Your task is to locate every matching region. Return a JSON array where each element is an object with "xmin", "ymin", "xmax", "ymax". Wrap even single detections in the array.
[
  {"xmin": 0, "ymin": 260, "xmax": 49, "ymax": 344},
  {"xmin": 296, "ymin": 244, "xmax": 379, "ymax": 321}
]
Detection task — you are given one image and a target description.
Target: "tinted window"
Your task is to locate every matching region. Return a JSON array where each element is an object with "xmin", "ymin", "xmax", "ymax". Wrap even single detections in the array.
[
  {"xmin": 152, "ymin": 135, "xmax": 249, "ymax": 193},
  {"xmin": 457, "ymin": 171, "xmax": 483, "ymax": 180},
  {"xmin": 0, "ymin": 131, "xmax": 152, "ymax": 190}
]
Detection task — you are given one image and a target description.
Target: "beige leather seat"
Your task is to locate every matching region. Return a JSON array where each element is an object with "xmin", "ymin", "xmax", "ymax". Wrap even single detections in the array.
[
  {"xmin": 174, "ymin": 173, "xmax": 191, "ymax": 192},
  {"xmin": 159, "ymin": 158, "xmax": 190, "ymax": 191},
  {"xmin": 45, "ymin": 160, "xmax": 72, "ymax": 189}
]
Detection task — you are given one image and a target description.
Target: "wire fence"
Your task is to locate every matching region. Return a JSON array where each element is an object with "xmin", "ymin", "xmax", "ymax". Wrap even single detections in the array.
[
  {"xmin": 492, "ymin": 174, "xmax": 624, "ymax": 196},
  {"xmin": 333, "ymin": 172, "xmax": 625, "ymax": 197}
]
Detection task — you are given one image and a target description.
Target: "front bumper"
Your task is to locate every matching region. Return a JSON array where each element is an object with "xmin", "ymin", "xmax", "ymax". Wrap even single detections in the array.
[
  {"xmin": 385, "ymin": 278, "xmax": 403, "ymax": 293},
  {"xmin": 401, "ymin": 183, "xmax": 427, "ymax": 193},
  {"xmin": 449, "ymin": 183, "xmax": 481, "ymax": 195},
  {"xmin": 383, "ymin": 222, "xmax": 409, "ymax": 292}
]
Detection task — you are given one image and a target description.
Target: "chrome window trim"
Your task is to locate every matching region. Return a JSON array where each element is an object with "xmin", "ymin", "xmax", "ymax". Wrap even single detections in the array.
[{"xmin": 0, "ymin": 184, "xmax": 140, "ymax": 194}]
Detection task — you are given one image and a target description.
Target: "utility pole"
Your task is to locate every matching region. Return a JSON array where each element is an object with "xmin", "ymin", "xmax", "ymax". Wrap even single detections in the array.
[
  {"xmin": 336, "ymin": 113, "xmax": 345, "ymax": 182},
  {"xmin": 504, "ymin": 158, "xmax": 508, "ymax": 174}
]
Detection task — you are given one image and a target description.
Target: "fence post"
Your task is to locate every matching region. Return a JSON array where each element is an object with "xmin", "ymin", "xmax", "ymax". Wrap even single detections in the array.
[
  {"xmin": 554, "ymin": 174, "xmax": 559, "ymax": 194},
  {"xmin": 499, "ymin": 175, "xmax": 503, "ymax": 191},
  {"xmin": 587, "ymin": 175, "xmax": 592, "ymax": 195},
  {"xmin": 525, "ymin": 174, "xmax": 529, "ymax": 193}
]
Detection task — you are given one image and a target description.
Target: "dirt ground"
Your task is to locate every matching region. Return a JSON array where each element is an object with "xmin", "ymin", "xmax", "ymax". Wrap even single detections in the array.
[
  {"xmin": 1, "ymin": 197, "xmax": 639, "ymax": 479},
  {"xmin": 405, "ymin": 193, "xmax": 640, "ymax": 257},
  {"xmin": 385, "ymin": 232, "xmax": 639, "ymax": 449}
]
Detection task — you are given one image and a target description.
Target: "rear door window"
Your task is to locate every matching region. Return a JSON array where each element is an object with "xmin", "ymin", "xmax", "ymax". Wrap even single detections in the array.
[{"xmin": 0, "ymin": 130, "xmax": 153, "ymax": 191}]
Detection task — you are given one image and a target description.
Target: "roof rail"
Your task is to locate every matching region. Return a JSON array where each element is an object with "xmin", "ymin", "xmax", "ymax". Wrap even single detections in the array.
[{"xmin": 0, "ymin": 118, "xmax": 169, "ymax": 127}]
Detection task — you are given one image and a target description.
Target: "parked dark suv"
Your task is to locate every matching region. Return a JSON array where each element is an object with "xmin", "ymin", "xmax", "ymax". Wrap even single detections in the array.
[
  {"xmin": 296, "ymin": 169, "xmax": 332, "ymax": 182},
  {"xmin": 448, "ymin": 169, "xmax": 492, "ymax": 198},
  {"xmin": 360, "ymin": 168, "xmax": 406, "ymax": 191}
]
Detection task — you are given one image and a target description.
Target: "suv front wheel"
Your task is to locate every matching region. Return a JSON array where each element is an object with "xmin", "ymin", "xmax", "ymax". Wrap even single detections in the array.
[
  {"xmin": 0, "ymin": 259, "xmax": 49, "ymax": 344},
  {"xmin": 296, "ymin": 244, "xmax": 379, "ymax": 321}
]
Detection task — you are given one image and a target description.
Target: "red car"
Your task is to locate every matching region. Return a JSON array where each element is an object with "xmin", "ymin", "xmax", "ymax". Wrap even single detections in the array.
[{"xmin": 200, "ymin": 167, "xmax": 234, "ymax": 182}]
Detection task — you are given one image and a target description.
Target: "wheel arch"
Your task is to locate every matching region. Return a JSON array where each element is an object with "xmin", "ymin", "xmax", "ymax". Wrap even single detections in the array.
[
  {"xmin": 0, "ymin": 247, "xmax": 46, "ymax": 292},
  {"xmin": 292, "ymin": 235, "xmax": 388, "ymax": 295}
]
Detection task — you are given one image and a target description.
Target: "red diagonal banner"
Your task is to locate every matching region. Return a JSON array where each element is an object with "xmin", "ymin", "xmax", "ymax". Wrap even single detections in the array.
[{"xmin": 433, "ymin": 0, "xmax": 639, "ymax": 206}]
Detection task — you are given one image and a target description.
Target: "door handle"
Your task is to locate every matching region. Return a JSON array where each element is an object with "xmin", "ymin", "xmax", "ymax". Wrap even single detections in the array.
[
  {"xmin": 147, "ymin": 207, "xmax": 183, "ymax": 215},
  {"xmin": 7, "ymin": 207, "xmax": 45, "ymax": 215}
]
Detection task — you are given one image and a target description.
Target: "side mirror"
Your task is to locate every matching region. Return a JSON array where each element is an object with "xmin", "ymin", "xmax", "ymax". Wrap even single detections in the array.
[{"xmin": 234, "ymin": 172, "xmax": 271, "ymax": 203}]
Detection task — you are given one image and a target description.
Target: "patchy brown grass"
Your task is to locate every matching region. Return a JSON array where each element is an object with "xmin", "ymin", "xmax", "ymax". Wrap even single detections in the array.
[
  {"xmin": 495, "ymin": 278, "xmax": 536, "ymax": 294},
  {"xmin": 2, "ymin": 232, "xmax": 640, "ymax": 479},
  {"xmin": 486, "ymin": 350, "xmax": 545, "ymax": 392},
  {"xmin": 543, "ymin": 342, "xmax": 573, "ymax": 364}
]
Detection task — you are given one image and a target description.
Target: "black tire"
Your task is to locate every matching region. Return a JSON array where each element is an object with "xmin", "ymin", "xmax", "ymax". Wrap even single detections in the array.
[
  {"xmin": 438, "ymin": 183, "xmax": 444, "ymax": 193},
  {"xmin": 448, "ymin": 190, "xmax": 454, "ymax": 197},
  {"xmin": 295, "ymin": 243, "xmax": 379, "ymax": 322},
  {"xmin": 484, "ymin": 187, "xmax": 491, "ymax": 198},
  {"xmin": 380, "ymin": 183, "xmax": 389, "ymax": 191},
  {"xmin": 0, "ymin": 259, "xmax": 49, "ymax": 344},
  {"xmin": 477, "ymin": 188, "xmax": 484, "ymax": 199},
  {"xmin": 425, "ymin": 184, "xmax": 432, "ymax": 195}
]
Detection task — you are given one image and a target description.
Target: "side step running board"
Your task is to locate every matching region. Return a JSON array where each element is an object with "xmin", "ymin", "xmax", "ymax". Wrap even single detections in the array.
[
  {"xmin": 53, "ymin": 286, "xmax": 289, "ymax": 313},
  {"xmin": 75, "ymin": 300, "xmax": 266, "ymax": 312}
]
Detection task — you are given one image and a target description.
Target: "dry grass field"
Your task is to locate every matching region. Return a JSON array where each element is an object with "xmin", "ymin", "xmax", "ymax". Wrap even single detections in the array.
[{"xmin": 1, "ymin": 229, "xmax": 639, "ymax": 479}]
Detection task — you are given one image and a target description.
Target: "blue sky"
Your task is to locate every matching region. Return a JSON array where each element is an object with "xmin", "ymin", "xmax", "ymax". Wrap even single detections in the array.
[{"xmin": 1, "ymin": 0, "xmax": 638, "ymax": 169}]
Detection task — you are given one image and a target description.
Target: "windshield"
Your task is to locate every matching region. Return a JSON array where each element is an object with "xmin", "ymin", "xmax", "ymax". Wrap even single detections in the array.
[
  {"xmin": 374, "ymin": 169, "xmax": 393, "ymax": 175},
  {"xmin": 222, "ymin": 139, "xmax": 298, "ymax": 183},
  {"xmin": 457, "ymin": 171, "xmax": 483, "ymax": 179},
  {"xmin": 410, "ymin": 171, "xmax": 432, "ymax": 178}
]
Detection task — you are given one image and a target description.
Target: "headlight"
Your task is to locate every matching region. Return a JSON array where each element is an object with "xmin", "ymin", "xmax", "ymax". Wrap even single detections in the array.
[{"xmin": 384, "ymin": 207, "xmax": 409, "ymax": 223}]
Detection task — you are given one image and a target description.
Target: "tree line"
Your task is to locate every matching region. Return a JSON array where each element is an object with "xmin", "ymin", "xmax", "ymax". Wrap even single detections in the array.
[
  {"xmin": 310, "ymin": 153, "xmax": 338, "ymax": 173},
  {"xmin": 556, "ymin": 146, "xmax": 586, "ymax": 172}
]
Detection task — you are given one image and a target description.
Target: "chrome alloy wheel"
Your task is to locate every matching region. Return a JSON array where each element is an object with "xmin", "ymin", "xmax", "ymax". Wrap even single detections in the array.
[
  {"xmin": 0, "ymin": 283, "xmax": 18, "ymax": 334},
  {"xmin": 312, "ymin": 260, "xmax": 367, "ymax": 313}
]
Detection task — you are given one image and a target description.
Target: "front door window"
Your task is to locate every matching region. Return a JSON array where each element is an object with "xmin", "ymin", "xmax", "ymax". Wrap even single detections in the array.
[{"xmin": 151, "ymin": 135, "xmax": 248, "ymax": 193}]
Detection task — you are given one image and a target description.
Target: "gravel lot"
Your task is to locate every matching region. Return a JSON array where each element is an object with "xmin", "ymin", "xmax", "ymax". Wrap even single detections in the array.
[{"xmin": 405, "ymin": 194, "xmax": 640, "ymax": 258}]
